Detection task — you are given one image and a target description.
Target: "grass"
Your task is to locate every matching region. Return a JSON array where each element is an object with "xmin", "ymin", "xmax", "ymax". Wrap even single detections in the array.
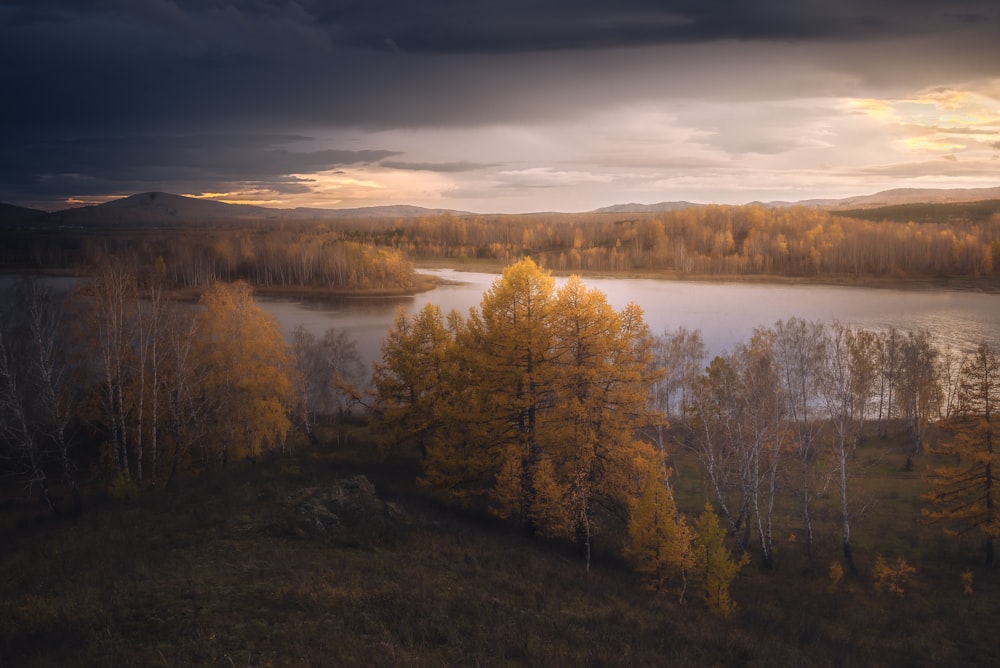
[{"xmin": 2, "ymin": 425, "xmax": 998, "ymax": 666}]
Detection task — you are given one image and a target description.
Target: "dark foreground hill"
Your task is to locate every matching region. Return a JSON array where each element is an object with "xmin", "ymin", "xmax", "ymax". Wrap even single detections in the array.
[
  {"xmin": 0, "ymin": 431, "xmax": 774, "ymax": 666},
  {"xmin": 2, "ymin": 426, "xmax": 997, "ymax": 667}
]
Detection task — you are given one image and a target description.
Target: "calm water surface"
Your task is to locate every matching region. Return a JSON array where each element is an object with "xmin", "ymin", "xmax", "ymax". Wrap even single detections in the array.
[{"xmin": 258, "ymin": 269, "xmax": 1000, "ymax": 375}]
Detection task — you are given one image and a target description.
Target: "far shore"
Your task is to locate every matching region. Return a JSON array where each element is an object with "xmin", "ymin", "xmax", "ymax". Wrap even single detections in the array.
[
  {"xmin": 416, "ymin": 258, "xmax": 1000, "ymax": 295},
  {"xmin": 6, "ymin": 263, "xmax": 1000, "ymax": 298}
]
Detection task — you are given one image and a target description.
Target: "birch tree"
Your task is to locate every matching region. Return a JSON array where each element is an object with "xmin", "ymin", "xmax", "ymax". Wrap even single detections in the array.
[{"xmin": 772, "ymin": 317, "xmax": 826, "ymax": 558}]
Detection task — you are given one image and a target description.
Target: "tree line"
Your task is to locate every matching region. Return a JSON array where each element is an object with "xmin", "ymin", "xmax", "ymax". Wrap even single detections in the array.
[
  {"xmin": 0, "ymin": 268, "xmax": 365, "ymax": 512},
  {"xmin": 7, "ymin": 203, "xmax": 1000, "ymax": 291},
  {"xmin": 361, "ymin": 205, "xmax": 1000, "ymax": 278},
  {"xmin": 3, "ymin": 227, "xmax": 415, "ymax": 292}
]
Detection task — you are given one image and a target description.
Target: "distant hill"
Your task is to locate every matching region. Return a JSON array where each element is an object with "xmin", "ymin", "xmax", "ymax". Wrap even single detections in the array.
[
  {"xmin": 600, "ymin": 186, "xmax": 1000, "ymax": 213},
  {"xmin": 831, "ymin": 199, "xmax": 1000, "ymax": 224},
  {"xmin": 26, "ymin": 192, "xmax": 473, "ymax": 230},
  {"xmin": 825, "ymin": 186, "xmax": 1000, "ymax": 209},
  {"xmin": 39, "ymin": 192, "xmax": 281, "ymax": 227},
  {"xmin": 591, "ymin": 201, "xmax": 699, "ymax": 214},
  {"xmin": 0, "ymin": 202, "xmax": 47, "ymax": 227},
  {"xmin": 6, "ymin": 185, "xmax": 1000, "ymax": 230}
]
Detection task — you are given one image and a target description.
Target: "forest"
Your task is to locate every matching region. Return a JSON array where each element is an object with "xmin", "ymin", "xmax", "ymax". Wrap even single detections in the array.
[
  {"xmin": 4, "ymin": 200, "xmax": 1000, "ymax": 290},
  {"xmin": 358, "ymin": 203, "xmax": 1000, "ymax": 278},
  {"xmin": 3, "ymin": 199, "xmax": 1000, "ymax": 662}
]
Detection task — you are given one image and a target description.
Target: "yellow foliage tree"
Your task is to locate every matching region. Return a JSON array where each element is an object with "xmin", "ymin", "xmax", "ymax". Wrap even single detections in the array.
[
  {"xmin": 371, "ymin": 304, "xmax": 456, "ymax": 457},
  {"xmin": 195, "ymin": 281, "xmax": 294, "ymax": 465},
  {"xmin": 374, "ymin": 258, "xmax": 660, "ymax": 565},
  {"xmin": 693, "ymin": 503, "xmax": 748, "ymax": 617},
  {"xmin": 625, "ymin": 461, "xmax": 694, "ymax": 599}
]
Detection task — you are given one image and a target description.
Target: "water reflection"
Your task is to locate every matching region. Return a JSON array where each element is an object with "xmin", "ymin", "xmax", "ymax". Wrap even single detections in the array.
[{"xmin": 258, "ymin": 268, "xmax": 1000, "ymax": 376}]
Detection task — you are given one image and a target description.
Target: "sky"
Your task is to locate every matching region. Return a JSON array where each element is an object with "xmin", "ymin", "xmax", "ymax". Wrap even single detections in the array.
[{"xmin": 2, "ymin": 1, "xmax": 1000, "ymax": 213}]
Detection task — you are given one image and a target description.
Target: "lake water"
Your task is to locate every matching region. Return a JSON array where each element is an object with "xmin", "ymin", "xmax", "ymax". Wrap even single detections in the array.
[
  {"xmin": 4, "ymin": 272, "xmax": 996, "ymax": 375},
  {"xmin": 258, "ymin": 268, "xmax": 1000, "ymax": 375}
]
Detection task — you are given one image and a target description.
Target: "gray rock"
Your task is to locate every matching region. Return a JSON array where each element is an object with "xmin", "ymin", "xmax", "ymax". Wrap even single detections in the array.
[{"xmin": 276, "ymin": 475, "xmax": 402, "ymax": 545}]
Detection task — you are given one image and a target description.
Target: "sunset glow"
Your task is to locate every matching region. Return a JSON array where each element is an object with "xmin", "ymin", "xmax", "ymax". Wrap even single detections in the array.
[{"xmin": 3, "ymin": 2, "xmax": 1000, "ymax": 211}]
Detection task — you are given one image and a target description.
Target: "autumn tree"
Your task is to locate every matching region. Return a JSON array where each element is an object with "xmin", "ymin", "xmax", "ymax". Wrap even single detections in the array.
[
  {"xmin": 649, "ymin": 326, "xmax": 706, "ymax": 423},
  {"xmin": 693, "ymin": 503, "xmax": 748, "ymax": 617},
  {"xmin": 0, "ymin": 319, "xmax": 49, "ymax": 507},
  {"xmin": 772, "ymin": 317, "xmax": 826, "ymax": 557},
  {"xmin": 820, "ymin": 323, "xmax": 877, "ymax": 575},
  {"xmin": 457, "ymin": 258, "xmax": 559, "ymax": 528},
  {"xmin": 625, "ymin": 458, "xmax": 694, "ymax": 599},
  {"xmin": 688, "ymin": 355, "xmax": 746, "ymax": 549},
  {"xmin": 647, "ymin": 326, "xmax": 705, "ymax": 468},
  {"xmin": 897, "ymin": 330, "xmax": 942, "ymax": 469},
  {"xmin": 687, "ymin": 332, "xmax": 786, "ymax": 568},
  {"xmin": 86, "ymin": 262, "xmax": 140, "ymax": 480},
  {"xmin": 291, "ymin": 325, "xmax": 365, "ymax": 444},
  {"xmin": 545, "ymin": 275, "xmax": 659, "ymax": 567},
  {"xmin": 195, "ymin": 281, "xmax": 295, "ymax": 465},
  {"xmin": 371, "ymin": 304, "xmax": 457, "ymax": 457},
  {"xmin": 375, "ymin": 258, "xmax": 660, "ymax": 565},
  {"xmin": 158, "ymin": 302, "xmax": 212, "ymax": 484},
  {"xmin": 924, "ymin": 342, "xmax": 1000, "ymax": 565}
]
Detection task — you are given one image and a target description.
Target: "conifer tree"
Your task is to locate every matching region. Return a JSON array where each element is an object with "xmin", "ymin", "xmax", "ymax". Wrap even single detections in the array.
[
  {"xmin": 693, "ymin": 503, "xmax": 748, "ymax": 617},
  {"xmin": 625, "ymin": 460, "xmax": 694, "ymax": 599}
]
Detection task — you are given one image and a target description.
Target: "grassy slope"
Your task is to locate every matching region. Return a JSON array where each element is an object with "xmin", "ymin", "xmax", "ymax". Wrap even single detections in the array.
[
  {"xmin": 1, "ymin": 426, "xmax": 997, "ymax": 667},
  {"xmin": 831, "ymin": 199, "xmax": 1000, "ymax": 224}
]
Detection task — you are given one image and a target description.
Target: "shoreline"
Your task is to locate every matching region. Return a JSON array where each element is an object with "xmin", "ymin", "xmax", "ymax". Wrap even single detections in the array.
[
  {"xmin": 415, "ymin": 259, "xmax": 1000, "ymax": 295},
  {"xmin": 8, "ymin": 264, "xmax": 1000, "ymax": 298}
]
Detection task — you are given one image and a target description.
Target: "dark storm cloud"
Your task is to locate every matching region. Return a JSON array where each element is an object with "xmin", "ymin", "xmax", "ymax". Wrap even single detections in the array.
[
  {"xmin": 0, "ymin": 132, "xmax": 399, "ymax": 205},
  {"xmin": 6, "ymin": 0, "xmax": 995, "ymax": 52},
  {"xmin": 1, "ymin": 0, "xmax": 999, "ymax": 208}
]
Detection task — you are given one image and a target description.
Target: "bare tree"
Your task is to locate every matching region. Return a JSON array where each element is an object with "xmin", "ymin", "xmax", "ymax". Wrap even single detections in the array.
[
  {"xmin": 687, "ymin": 335, "xmax": 786, "ymax": 568},
  {"xmin": 772, "ymin": 317, "xmax": 826, "ymax": 558},
  {"xmin": 0, "ymin": 278, "xmax": 81, "ymax": 512},
  {"xmin": 819, "ymin": 323, "xmax": 875, "ymax": 575},
  {"xmin": 291, "ymin": 325, "xmax": 365, "ymax": 445},
  {"xmin": 647, "ymin": 326, "xmax": 705, "ymax": 486},
  {"xmin": 897, "ymin": 330, "xmax": 942, "ymax": 470}
]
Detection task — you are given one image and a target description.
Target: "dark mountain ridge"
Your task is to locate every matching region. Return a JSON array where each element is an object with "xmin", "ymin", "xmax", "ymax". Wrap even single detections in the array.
[{"xmin": 3, "ymin": 185, "xmax": 1000, "ymax": 228}]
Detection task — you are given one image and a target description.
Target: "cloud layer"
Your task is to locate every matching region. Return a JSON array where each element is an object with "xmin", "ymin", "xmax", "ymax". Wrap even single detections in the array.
[{"xmin": 2, "ymin": 0, "xmax": 1000, "ymax": 210}]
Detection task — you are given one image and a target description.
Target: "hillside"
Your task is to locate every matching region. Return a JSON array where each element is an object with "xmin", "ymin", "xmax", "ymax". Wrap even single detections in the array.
[
  {"xmin": 831, "ymin": 199, "xmax": 1000, "ymax": 224},
  {"xmin": 598, "ymin": 186, "xmax": 1000, "ymax": 213},
  {"xmin": 2, "ymin": 426, "xmax": 997, "ymax": 666},
  {"xmin": 591, "ymin": 201, "xmax": 699, "ymax": 214},
  {"xmin": 28, "ymin": 192, "xmax": 473, "ymax": 230},
  {"xmin": 6, "ymin": 186, "xmax": 1000, "ymax": 226},
  {"xmin": 0, "ymin": 202, "xmax": 46, "ymax": 227}
]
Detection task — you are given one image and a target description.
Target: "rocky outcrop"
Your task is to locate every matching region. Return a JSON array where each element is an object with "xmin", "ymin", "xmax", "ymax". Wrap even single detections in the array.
[{"xmin": 275, "ymin": 475, "xmax": 403, "ymax": 545}]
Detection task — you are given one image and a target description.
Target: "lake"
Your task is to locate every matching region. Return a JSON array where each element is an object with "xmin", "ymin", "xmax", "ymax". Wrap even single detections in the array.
[
  {"xmin": 258, "ymin": 269, "xmax": 1000, "ymax": 375},
  {"xmin": 4, "ymin": 272, "xmax": 996, "ymax": 375}
]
